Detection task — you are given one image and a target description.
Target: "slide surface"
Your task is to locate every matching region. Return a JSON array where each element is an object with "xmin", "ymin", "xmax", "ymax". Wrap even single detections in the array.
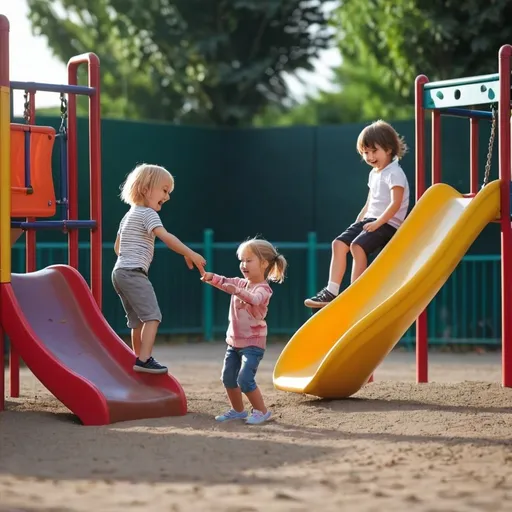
[
  {"xmin": 0, "ymin": 264, "xmax": 187, "ymax": 425},
  {"xmin": 273, "ymin": 180, "xmax": 501, "ymax": 398}
]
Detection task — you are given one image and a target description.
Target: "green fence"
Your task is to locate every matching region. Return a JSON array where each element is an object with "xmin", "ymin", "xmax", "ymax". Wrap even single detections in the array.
[
  {"xmin": 21, "ymin": 116, "xmax": 502, "ymax": 257},
  {"xmin": 11, "ymin": 231, "xmax": 501, "ymax": 346}
]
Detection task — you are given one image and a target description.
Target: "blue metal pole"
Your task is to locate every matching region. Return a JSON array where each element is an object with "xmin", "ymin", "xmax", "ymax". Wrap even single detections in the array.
[
  {"xmin": 56, "ymin": 132, "xmax": 69, "ymax": 220},
  {"xmin": 10, "ymin": 220, "xmax": 96, "ymax": 229},
  {"xmin": 442, "ymin": 108, "xmax": 493, "ymax": 120},
  {"xmin": 24, "ymin": 130, "xmax": 31, "ymax": 190},
  {"xmin": 10, "ymin": 81, "xmax": 95, "ymax": 96}
]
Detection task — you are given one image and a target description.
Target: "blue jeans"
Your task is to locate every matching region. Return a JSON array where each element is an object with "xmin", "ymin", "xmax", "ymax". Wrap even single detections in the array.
[{"xmin": 221, "ymin": 345, "xmax": 265, "ymax": 394}]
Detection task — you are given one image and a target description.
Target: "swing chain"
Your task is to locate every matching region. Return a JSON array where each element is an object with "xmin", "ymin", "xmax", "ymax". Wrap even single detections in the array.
[
  {"xmin": 59, "ymin": 92, "xmax": 68, "ymax": 136},
  {"xmin": 23, "ymin": 90, "xmax": 31, "ymax": 124},
  {"xmin": 483, "ymin": 106, "xmax": 497, "ymax": 188}
]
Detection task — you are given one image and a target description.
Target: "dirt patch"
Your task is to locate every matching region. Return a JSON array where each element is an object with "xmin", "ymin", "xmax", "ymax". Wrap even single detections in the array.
[{"xmin": 1, "ymin": 343, "xmax": 512, "ymax": 511}]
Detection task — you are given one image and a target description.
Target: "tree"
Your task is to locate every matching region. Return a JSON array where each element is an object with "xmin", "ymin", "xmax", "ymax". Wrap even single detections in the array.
[
  {"xmin": 334, "ymin": 0, "xmax": 512, "ymax": 106},
  {"xmin": 254, "ymin": 43, "xmax": 413, "ymax": 127},
  {"xmin": 259, "ymin": 0, "xmax": 512, "ymax": 126},
  {"xmin": 26, "ymin": 0, "xmax": 332, "ymax": 126}
]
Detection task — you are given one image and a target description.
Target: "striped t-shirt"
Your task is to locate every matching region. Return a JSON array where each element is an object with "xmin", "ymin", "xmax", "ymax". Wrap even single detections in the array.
[{"xmin": 114, "ymin": 206, "xmax": 163, "ymax": 273}]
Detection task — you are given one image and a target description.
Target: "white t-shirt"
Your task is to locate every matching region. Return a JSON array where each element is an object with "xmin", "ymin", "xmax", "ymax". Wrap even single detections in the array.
[
  {"xmin": 114, "ymin": 206, "xmax": 163, "ymax": 273},
  {"xmin": 364, "ymin": 158, "xmax": 410, "ymax": 229}
]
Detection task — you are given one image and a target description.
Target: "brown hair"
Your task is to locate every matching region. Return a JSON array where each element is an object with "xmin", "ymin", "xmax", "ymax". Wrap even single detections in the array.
[
  {"xmin": 237, "ymin": 237, "xmax": 287, "ymax": 284},
  {"xmin": 356, "ymin": 120, "xmax": 407, "ymax": 159}
]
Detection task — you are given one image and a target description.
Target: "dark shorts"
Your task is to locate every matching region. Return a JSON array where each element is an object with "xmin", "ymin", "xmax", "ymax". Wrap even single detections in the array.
[{"xmin": 335, "ymin": 218, "xmax": 397, "ymax": 256}]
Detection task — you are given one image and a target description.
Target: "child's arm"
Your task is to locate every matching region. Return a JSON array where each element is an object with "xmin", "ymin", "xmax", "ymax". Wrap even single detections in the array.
[
  {"xmin": 202, "ymin": 272, "xmax": 245, "ymax": 292},
  {"xmin": 153, "ymin": 226, "xmax": 206, "ymax": 273},
  {"xmin": 363, "ymin": 186, "xmax": 405, "ymax": 232},
  {"xmin": 228, "ymin": 284, "xmax": 272, "ymax": 306},
  {"xmin": 114, "ymin": 235, "xmax": 120, "ymax": 256},
  {"xmin": 202, "ymin": 273, "xmax": 271, "ymax": 306}
]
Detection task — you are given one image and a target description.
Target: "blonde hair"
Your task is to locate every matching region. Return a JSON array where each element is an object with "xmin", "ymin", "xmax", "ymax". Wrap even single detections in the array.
[
  {"xmin": 120, "ymin": 163, "xmax": 174, "ymax": 206},
  {"xmin": 237, "ymin": 237, "xmax": 287, "ymax": 284},
  {"xmin": 356, "ymin": 120, "xmax": 408, "ymax": 159}
]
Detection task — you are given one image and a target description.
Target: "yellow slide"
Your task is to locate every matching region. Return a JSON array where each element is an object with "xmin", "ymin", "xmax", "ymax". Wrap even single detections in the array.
[{"xmin": 273, "ymin": 180, "xmax": 501, "ymax": 398}]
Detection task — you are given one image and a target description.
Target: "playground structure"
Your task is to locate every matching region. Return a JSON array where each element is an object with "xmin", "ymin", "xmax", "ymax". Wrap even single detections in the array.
[
  {"xmin": 0, "ymin": 14, "xmax": 186, "ymax": 424},
  {"xmin": 274, "ymin": 46, "xmax": 512, "ymax": 397}
]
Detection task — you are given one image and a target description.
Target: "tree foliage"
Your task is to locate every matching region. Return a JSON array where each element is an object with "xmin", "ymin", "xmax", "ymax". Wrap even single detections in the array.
[
  {"xmin": 259, "ymin": 0, "xmax": 512, "ymax": 126},
  {"xmin": 26, "ymin": 0, "xmax": 331, "ymax": 126},
  {"xmin": 334, "ymin": 0, "xmax": 512, "ymax": 107}
]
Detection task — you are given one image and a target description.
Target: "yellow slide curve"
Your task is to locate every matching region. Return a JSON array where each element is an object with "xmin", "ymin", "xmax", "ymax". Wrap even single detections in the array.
[{"xmin": 273, "ymin": 179, "xmax": 501, "ymax": 398}]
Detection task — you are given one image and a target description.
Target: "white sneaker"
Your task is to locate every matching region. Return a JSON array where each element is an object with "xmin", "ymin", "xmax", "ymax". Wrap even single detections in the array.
[
  {"xmin": 215, "ymin": 408, "xmax": 248, "ymax": 422},
  {"xmin": 246, "ymin": 409, "xmax": 272, "ymax": 425}
]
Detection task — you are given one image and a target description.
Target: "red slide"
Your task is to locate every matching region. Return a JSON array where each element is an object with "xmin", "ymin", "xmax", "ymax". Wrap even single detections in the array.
[{"xmin": 0, "ymin": 265, "xmax": 187, "ymax": 425}]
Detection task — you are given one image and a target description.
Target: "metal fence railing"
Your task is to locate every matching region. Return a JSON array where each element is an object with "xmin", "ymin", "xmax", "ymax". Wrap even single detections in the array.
[{"xmin": 10, "ymin": 230, "xmax": 501, "ymax": 346}]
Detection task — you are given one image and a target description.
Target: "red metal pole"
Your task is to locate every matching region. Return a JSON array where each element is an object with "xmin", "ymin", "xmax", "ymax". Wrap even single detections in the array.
[
  {"xmin": 470, "ymin": 119, "xmax": 480, "ymax": 194},
  {"xmin": 89, "ymin": 56, "xmax": 102, "ymax": 309},
  {"xmin": 8, "ymin": 95, "xmax": 38, "ymax": 402},
  {"xmin": 67, "ymin": 64, "xmax": 79, "ymax": 271},
  {"xmin": 498, "ymin": 45, "xmax": 512, "ymax": 387},
  {"xmin": 0, "ymin": 325, "xmax": 4, "ymax": 411},
  {"xmin": 0, "ymin": 14, "xmax": 9, "ymax": 412},
  {"xmin": 415, "ymin": 75, "xmax": 429, "ymax": 383},
  {"xmin": 68, "ymin": 54, "xmax": 102, "ymax": 308}
]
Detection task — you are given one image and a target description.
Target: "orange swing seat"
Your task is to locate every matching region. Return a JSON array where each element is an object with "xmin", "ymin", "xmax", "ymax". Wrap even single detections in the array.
[{"xmin": 10, "ymin": 123, "xmax": 57, "ymax": 218}]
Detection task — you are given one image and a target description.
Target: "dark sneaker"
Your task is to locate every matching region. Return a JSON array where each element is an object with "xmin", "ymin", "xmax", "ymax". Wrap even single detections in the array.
[
  {"xmin": 133, "ymin": 356, "xmax": 168, "ymax": 374},
  {"xmin": 304, "ymin": 287, "xmax": 337, "ymax": 308}
]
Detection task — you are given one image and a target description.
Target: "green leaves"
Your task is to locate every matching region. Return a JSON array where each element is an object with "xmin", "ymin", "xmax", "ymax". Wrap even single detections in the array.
[
  {"xmin": 271, "ymin": 0, "xmax": 512, "ymax": 126},
  {"xmin": 27, "ymin": 0, "xmax": 331, "ymax": 126}
]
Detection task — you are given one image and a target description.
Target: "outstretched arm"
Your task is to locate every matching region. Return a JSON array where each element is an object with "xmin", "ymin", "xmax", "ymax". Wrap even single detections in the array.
[
  {"xmin": 202, "ymin": 272, "xmax": 245, "ymax": 292},
  {"xmin": 230, "ymin": 285, "xmax": 271, "ymax": 306},
  {"xmin": 153, "ymin": 226, "xmax": 206, "ymax": 273},
  {"xmin": 202, "ymin": 274, "xmax": 271, "ymax": 306}
]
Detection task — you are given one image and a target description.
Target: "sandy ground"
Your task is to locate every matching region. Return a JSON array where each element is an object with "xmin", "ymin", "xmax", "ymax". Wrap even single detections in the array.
[{"xmin": 2, "ymin": 343, "xmax": 512, "ymax": 512}]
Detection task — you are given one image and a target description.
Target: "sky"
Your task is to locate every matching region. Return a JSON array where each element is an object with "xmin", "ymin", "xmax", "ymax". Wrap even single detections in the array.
[{"xmin": 3, "ymin": 1, "xmax": 341, "ymax": 116}]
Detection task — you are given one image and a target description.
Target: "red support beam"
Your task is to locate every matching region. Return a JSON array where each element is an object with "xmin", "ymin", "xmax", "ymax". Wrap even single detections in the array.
[
  {"xmin": 415, "ymin": 75, "xmax": 429, "ymax": 384},
  {"xmin": 498, "ymin": 45, "xmax": 512, "ymax": 387},
  {"xmin": 68, "ymin": 54, "xmax": 102, "ymax": 309}
]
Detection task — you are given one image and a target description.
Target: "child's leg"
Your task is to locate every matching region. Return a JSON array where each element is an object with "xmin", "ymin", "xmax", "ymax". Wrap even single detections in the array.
[
  {"xmin": 244, "ymin": 387, "xmax": 266, "ymax": 414},
  {"xmin": 112, "ymin": 270, "xmax": 142, "ymax": 353},
  {"xmin": 139, "ymin": 320, "xmax": 160, "ymax": 362},
  {"xmin": 225, "ymin": 388, "xmax": 244, "ymax": 412},
  {"xmin": 237, "ymin": 347, "xmax": 267, "ymax": 414},
  {"xmin": 350, "ymin": 223, "xmax": 397, "ymax": 282},
  {"xmin": 327, "ymin": 240, "xmax": 350, "ymax": 292},
  {"xmin": 221, "ymin": 346, "xmax": 244, "ymax": 412},
  {"xmin": 216, "ymin": 346, "xmax": 248, "ymax": 421},
  {"xmin": 112, "ymin": 268, "xmax": 166, "ymax": 373},
  {"xmin": 131, "ymin": 324, "xmax": 142, "ymax": 356},
  {"xmin": 305, "ymin": 223, "xmax": 363, "ymax": 307},
  {"xmin": 350, "ymin": 243, "xmax": 368, "ymax": 282}
]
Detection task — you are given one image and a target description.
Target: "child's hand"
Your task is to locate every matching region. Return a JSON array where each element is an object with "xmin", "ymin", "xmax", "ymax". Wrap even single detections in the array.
[
  {"xmin": 221, "ymin": 283, "xmax": 238, "ymax": 294},
  {"xmin": 363, "ymin": 221, "xmax": 380, "ymax": 233},
  {"xmin": 185, "ymin": 251, "xmax": 206, "ymax": 274},
  {"xmin": 201, "ymin": 272, "xmax": 214, "ymax": 282},
  {"xmin": 184, "ymin": 256, "xmax": 193, "ymax": 270}
]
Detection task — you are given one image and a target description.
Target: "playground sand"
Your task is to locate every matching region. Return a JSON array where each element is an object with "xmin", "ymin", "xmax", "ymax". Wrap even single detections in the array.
[{"xmin": 2, "ymin": 343, "xmax": 512, "ymax": 512}]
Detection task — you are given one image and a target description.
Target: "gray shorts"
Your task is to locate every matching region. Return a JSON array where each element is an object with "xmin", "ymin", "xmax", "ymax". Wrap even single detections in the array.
[{"xmin": 111, "ymin": 268, "xmax": 162, "ymax": 329}]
